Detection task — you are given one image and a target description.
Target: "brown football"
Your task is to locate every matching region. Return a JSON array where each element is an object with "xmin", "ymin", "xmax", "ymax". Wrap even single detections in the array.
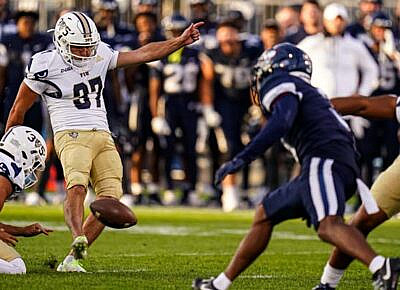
[{"xmin": 90, "ymin": 198, "xmax": 137, "ymax": 229}]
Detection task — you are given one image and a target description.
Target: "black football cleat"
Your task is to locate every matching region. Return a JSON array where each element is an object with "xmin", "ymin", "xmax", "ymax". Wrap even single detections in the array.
[
  {"xmin": 192, "ymin": 277, "xmax": 219, "ymax": 290},
  {"xmin": 372, "ymin": 258, "xmax": 400, "ymax": 290},
  {"xmin": 312, "ymin": 283, "xmax": 335, "ymax": 290}
]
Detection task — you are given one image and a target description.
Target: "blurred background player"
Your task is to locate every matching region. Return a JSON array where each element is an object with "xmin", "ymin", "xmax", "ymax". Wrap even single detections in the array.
[
  {"xmin": 0, "ymin": 9, "xmax": 52, "ymax": 135},
  {"xmin": 149, "ymin": 13, "xmax": 205, "ymax": 205},
  {"xmin": 225, "ymin": 10, "xmax": 262, "ymax": 50},
  {"xmin": 260, "ymin": 19, "xmax": 281, "ymax": 50},
  {"xmin": 201, "ymin": 19, "xmax": 262, "ymax": 211},
  {"xmin": 346, "ymin": 0, "xmax": 383, "ymax": 43},
  {"xmin": 274, "ymin": 5, "xmax": 300, "ymax": 39},
  {"xmin": 92, "ymin": 0, "xmax": 134, "ymax": 47},
  {"xmin": 0, "ymin": 126, "xmax": 51, "ymax": 274},
  {"xmin": 284, "ymin": 0, "xmax": 323, "ymax": 44},
  {"xmin": 189, "ymin": 0, "xmax": 218, "ymax": 50},
  {"xmin": 121, "ymin": 11, "xmax": 164, "ymax": 205}
]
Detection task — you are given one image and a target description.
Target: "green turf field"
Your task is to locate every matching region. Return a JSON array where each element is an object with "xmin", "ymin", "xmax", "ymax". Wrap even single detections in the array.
[{"xmin": 0, "ymin": 204, "xmax": 399, "ymax": 289}]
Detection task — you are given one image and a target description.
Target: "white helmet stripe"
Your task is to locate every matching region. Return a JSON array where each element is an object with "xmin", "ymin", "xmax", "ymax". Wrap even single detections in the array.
[{"xmin": 72, "ymin": 12, "xmax": 92, "ymax": 35}]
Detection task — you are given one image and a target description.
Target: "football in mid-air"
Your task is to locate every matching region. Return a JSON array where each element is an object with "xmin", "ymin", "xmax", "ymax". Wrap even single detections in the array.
[{"xmin": 90, "ymin": 198, "xmax": 137, "ymax": 229}]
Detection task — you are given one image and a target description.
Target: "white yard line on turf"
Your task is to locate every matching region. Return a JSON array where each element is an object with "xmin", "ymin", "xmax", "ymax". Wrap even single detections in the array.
[
  {"xmin": 99, "ymin": 251, "xmax": 330, "ymax": 258},
  {"xmin": 239, "ymin": 275, "xmax": 273, "ymax": 279},
  {"xmin": 5, "ymin": 221, "xmax": 400, "ymax": 245},
  {"xmin": 88, "ymin": 269, "xmax": 149, "ymax": 274}
]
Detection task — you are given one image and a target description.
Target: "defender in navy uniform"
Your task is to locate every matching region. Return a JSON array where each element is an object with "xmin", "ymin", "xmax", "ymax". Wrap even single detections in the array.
[
  {"xmin": 193, "ymin": 44, "xmax": 400, "ymax": 290},
  {"xmin": 122, "ymin": 11, "xmax": 165, "ymax": 203},
  {"xmin": 149, "ymin": 14, "xmax": 204, "ymax": 204}
]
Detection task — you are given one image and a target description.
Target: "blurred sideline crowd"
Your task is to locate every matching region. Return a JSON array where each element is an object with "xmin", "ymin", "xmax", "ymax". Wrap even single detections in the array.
[{"xmin": 0, "ymin": 0, "xmax": 399, "ymax": 212}]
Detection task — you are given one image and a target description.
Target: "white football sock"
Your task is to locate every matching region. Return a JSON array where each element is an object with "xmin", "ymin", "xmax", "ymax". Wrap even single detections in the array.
[
  {"xmin": 321, "ymin": 263, "xmax": 344, "ymax": 288},
  {"xmin": 369, "ymin": 256, "xmax": 385, "ymax": 274},
  {"xmin": 213, "ymin": 272, "xmax": 232, "ymax": 290},
  {"xmin": 0, "ymin": 258, "xmax": 26, "ymax": 274}
]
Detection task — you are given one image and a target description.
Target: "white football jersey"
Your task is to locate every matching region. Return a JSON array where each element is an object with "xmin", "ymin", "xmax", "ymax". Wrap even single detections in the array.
[
  {"xmin": 0, "ymin": 150, "xmax": 24, "ymax": 196},
  {"xmin": 24, "ymin": 42, "xmax": 119, "ymax": 133}
]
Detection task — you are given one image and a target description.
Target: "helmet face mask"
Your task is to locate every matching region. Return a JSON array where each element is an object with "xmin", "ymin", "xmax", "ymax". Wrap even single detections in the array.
[
  {"xmin": 0, "ymin": 126, "xmax": 47, "ymax": 189},
  {"xmin": 53, "ymin": 12, "xmax": 100, "ymax": 71}
]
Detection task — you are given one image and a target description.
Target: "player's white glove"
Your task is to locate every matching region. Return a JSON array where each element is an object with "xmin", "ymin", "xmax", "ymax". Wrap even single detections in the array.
[
  {"xmin": 203, "ymin": 105, "xmax": 221, "ymax": 128},
  {"xmin": 151, "ymin": 116, "xmax": 171, "ymax": 136},
  {"xmin": 349, "ymin": 116, "xmax": 370, "ymax": 139}
]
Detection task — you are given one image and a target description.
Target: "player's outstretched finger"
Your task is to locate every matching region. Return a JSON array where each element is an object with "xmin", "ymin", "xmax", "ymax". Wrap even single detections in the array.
[{"xmin": 193, "ymin": 21, "xmax": 205, "ymax": 29}]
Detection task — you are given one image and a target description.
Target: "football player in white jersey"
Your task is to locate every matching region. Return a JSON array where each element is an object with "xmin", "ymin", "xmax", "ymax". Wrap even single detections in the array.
[
  {"xmin": 0, "ymin": 126, "xmax": 51, "ymax": 274},
  {"xmin": 5, "ymin": 11, "xmax": 203, "ymax": 272}
]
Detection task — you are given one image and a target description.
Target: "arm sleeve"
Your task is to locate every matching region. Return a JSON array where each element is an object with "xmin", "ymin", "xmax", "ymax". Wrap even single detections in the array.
[
  {"xmin": 356, "ymin": 41, "xmax": 379, "ymax": 96},
  {"xmin": 103, "ymin": 42, "xmax": 119, "ymax": 71},
  {"xmin": 235, "ymin": 93, "xmax": 299, "ymax": 163}
]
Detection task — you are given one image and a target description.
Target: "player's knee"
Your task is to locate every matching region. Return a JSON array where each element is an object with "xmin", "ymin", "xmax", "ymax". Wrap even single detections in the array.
[
  {"xmin": 317, "ymin": 216, "xmax": 342, "ymax": 242},
  {"xmin": 10, "ymin": 258, "xmax": 26, "ymax": 274},
  {"xmin": 66, "ymin": 184, "xmax": 86, "ymax": 198},
  {"xmin": 67, "ymin": 172, "xmax": 89, "ymax": 192}
]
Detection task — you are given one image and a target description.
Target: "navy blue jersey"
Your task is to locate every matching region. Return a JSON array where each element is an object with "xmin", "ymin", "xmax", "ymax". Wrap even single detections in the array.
[
  {"xmin": 237, "ymin": 73, "xmax": 359, "ymax": 172},
  {"xmin": 150, "ymin": 47, "xmax": 201, "ymax": 99},
  {"xmin": 206, "ymin": 41, "xmax": 262, "ymax": 102}
]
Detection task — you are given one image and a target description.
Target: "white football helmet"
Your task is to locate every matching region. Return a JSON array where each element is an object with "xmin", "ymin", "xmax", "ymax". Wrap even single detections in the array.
[
  {"xmin": 53, "ymin": 11, "xmax": 100, "ymax": 70},
  {"xmin": 0, "ymin": 126, "xmax": 47, "ymax": 189}
]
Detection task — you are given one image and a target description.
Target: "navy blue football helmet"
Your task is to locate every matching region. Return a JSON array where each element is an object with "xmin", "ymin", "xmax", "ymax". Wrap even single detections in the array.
[{"xmin": 250, "ymin": 43, "xmax": 312, "ymax": 107}]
